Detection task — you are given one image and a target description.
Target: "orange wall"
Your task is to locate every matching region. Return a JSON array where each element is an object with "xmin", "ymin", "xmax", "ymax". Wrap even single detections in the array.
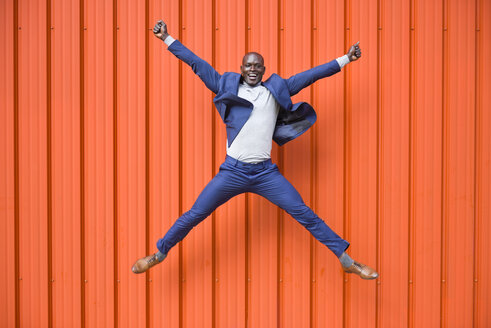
[{"xmin": 1, "ymin": 0, "xmax": 490, "ymax": 327}]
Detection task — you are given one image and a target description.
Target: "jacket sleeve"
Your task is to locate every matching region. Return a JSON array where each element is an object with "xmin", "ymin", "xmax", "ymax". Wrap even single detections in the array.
[
  {"xmin": 285, "ymin": 60, "xmax": 341, "ymax": 96},
  {"xmin": 167, "ymin": 40, "xmax": 221, "ymax": 94}
]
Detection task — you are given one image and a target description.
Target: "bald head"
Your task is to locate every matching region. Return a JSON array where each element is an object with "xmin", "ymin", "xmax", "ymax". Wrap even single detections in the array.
[
  {"xmin": 242, "ymin": 52, "xmax": 264, "ymax": 66},
  {"xmin": 240, "ymin": 52, "xmax": 266, "ymax": 86}
]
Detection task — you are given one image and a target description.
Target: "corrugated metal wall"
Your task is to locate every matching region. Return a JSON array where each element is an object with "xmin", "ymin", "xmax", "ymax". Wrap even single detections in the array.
[{"xmin": 0, "ymin": 0, "xmax": 490, "ymax": 326}]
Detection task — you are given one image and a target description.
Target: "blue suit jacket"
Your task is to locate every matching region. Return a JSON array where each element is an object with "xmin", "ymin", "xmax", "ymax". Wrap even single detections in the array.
[{"xmin": 168, "ymin": 40, "xmax": 342, "ymax": 146}]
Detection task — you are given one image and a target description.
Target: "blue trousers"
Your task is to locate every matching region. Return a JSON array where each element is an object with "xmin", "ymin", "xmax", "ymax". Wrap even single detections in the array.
[{"xmin": 157, "ymin": 155, "xmax": 349, "ymax": 257}]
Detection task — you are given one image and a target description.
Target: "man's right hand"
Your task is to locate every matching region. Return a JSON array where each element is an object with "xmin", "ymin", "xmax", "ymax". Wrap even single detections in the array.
[{"xmin": 153, "ymin": 20, "xmax": 169, "ymax": 41}]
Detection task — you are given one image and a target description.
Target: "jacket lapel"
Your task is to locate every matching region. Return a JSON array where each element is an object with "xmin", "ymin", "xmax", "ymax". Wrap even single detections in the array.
[{"xmin": 263, "ymin": 74, "xmax": 293, "ymax": 111}]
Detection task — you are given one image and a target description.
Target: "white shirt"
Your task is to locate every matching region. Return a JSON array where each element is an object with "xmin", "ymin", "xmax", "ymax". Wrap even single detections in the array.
[{"xmin": 226, "ymin": 82, "xmax": 280, "ymax": 163}]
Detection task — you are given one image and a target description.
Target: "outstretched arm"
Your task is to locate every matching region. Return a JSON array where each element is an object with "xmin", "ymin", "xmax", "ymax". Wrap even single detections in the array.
[
  {"xmin": 153, "ymin": 20, "xmax": 221, "ymax": 94},
  {"xmin": 285, "ymin": 41, "xmax": 362, "ymax": 96}
]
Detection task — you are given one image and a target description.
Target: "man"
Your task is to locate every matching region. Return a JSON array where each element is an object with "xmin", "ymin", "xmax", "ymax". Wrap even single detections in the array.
[{"xmin": 132, "ymin": 20, "xmax": 378, "ymax": 280}]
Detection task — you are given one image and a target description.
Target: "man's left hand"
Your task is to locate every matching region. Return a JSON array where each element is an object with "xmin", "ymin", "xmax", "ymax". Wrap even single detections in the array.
[{"xmin": 347, "ymin": 41, "xmax": 361, "ymax": 62}]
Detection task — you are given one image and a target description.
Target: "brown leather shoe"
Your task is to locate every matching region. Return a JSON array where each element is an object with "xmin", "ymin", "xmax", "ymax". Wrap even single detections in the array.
[
  {"xmin": 131, "ymin": 253, "xmax": 165, "ymax": 274},
  {"xmin": 343, "ymin": 261, "xmax": 379, "ymax": 280}
]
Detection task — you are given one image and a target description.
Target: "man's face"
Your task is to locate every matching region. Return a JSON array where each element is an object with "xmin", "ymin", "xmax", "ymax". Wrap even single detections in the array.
[{"xmin": 240, "ymin": 53, "xmax": 266, "ymax": 86}]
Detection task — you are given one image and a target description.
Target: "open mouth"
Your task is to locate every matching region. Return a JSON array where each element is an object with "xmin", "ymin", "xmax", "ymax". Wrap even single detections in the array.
[{"xmin": 248, "ymin": 73, "xmax": 258, "ymax": 80}]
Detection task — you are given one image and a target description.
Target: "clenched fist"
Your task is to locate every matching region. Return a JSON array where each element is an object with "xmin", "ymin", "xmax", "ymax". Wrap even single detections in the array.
[
  {"xmin": 347, "ymin": 41, "xmax": 361, "ymax": 62},
  {"xmin": 153, "ymin": 20, "xmax": 169, "ymax": 41}
]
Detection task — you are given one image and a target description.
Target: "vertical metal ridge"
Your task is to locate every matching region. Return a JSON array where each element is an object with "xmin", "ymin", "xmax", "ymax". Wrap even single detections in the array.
[
  {"xmin": 145, "ymin": 0, "xmax": 150, "ymax": 326},
  {"xmin": 408, "ymin": 0, "xmax": 416, "ymax": 326},
  {"xmin": 245, "ymin": 0, "xmax": 249, "ymax": 52},
  {"xmin": 276, "ymin": 0, "xmax": 283, "ymax": 326},
  {"xmin": 245, "ymin": 188, "xmax": 250, "ymax": 328},
  {"xmin": 210, "ymin": 0, "xmax": 216, "ymax": 174},
  {"xmin": 439, "ymin": 0, "xmax": 449, "ymax": 325},
  {"xmin": 13, "ymin": 0, "xmax": 20, "ymax": 326},
  {"xmin": 472, "ymin": 0, "xmax": 482, "ymax": 325},
  {"xmin": 211, "ymin": 0, "xmax": 216, "ymax": 326},
  {"xmin": 178, "ymin": 0, "xmax": 184, "ymax": 326},
  {"xmin": 245, "ymin": 2, "xmax": 250, "ymax": 326},
  {"xmin": 79, "ymin": 0, "xmax": 86, "ymax": 324},
  {"xmin": 244, "ymin": 1, "xmax": 250, "ymax": 326},
  {"xmin": 309, "ymin": 0, "xmax": 316, "ymax": 326},
  {"xmin": 112, "ymin": 0, "xmax": 118, "ymax": 325},
  {"xmin": 375, "ymin": 0, "xmax": 382, "ymax": 325},
  {"xmin": 342, "ymin": 0, "xmax": 351, "ymax": 325},
  {"xmin": 276, "ymin": 206, "xmax": 282, "ymax": 328},
  {"xmin": 46, "ymin": 0, "xmax": 53, "ymax": 326}
]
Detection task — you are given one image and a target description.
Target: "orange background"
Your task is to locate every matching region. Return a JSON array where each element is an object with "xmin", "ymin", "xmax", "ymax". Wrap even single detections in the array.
[{"xmin": 1, "ymin": 0, "xmax": 490, "ymax": 327}]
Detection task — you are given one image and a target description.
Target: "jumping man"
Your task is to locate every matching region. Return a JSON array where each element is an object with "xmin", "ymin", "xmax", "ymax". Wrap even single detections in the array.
[{"xmin": 132, "ymin": 20, "xmax": 378, "ymax": 280}]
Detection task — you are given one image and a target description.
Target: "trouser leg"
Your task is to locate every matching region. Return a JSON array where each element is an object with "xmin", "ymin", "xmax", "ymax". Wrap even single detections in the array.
[
  {"xmin": 253, "ymin": 165, "xmax": 349, "ymax": 257},
  {"xmin": 156, "ymin": 165, "xmax": 246, "ymax": 255}
]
